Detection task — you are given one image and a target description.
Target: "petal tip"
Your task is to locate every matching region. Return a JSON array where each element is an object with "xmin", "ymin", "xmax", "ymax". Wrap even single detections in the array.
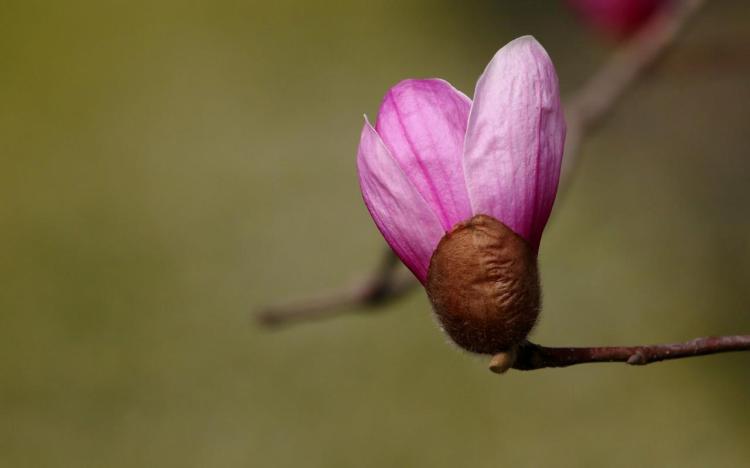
[{"xmin": 502, "ymin": 35, "xmax": 552, "ymax": 61}]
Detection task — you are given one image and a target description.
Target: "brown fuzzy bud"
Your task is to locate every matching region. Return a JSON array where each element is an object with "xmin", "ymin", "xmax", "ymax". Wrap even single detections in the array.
[{"xmin": 426, "ymin": 214, "xmax": 540, "ymax": 355}]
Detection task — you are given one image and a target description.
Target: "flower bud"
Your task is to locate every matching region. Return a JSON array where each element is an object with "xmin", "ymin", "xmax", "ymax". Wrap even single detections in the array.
[
  {"xmin": 426, "ymin": 215, "xmax": 540, "ymax": 355},
  {"xmin": 357, "ymin": 37, "xmax": 564, "ymax": 365}
]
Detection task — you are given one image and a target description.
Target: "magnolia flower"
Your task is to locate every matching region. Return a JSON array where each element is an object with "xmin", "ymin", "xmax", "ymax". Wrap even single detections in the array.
[
  {"xmin": 567, "ymin": 0, "xmax": 667, "ymax": 38},
  {"xmin": 356, "ymin": 36, "xmax": 565, "ymax": 361}
]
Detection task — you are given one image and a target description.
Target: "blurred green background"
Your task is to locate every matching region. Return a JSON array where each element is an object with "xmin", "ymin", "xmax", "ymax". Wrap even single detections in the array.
[{"xmin": 1, "ymin": 1, "xmax": 749, "ymax": 466}]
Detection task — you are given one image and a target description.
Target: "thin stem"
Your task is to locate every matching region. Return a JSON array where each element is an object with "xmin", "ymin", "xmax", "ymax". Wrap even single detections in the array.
[
  {"xmin": 505, "ymin": 335, "xmax": 750, "ymax": 372},
  {"xmin": 256, "ymin": 250, "xmax": 417, "ymax": 328}
]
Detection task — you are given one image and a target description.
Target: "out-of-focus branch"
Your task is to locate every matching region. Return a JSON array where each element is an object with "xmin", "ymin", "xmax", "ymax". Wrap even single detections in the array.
[
  {"xmin": 255, "ymin": 0, "xmax": 705, "ymax": 327},
  {"xmin": 496, "ymin": 335, "xmax": 750, "ymax": 373},
  {"xmin": 256, "ymin": 250, "xmax": 417, "ymax": 328},
  {"xmin": 560, "ymin": 0, "xmax": 705, "ymax": 189}
]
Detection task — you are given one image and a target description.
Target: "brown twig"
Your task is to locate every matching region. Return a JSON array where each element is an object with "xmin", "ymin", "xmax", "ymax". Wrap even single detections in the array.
[
  {"xmin": 499, "ymin": 335, "xmax": 750, "ymax": 372},
  {"xmin": 256, "ymin": 250, "xmax": 417, "ymax": 328},
  {"xmin": 255, "ymin": 0, "xmax": 706, "ymax": 327}
]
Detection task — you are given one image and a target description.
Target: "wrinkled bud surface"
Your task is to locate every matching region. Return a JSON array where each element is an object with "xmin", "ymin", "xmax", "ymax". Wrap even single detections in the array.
[
  {"xmin": 567, "ymin": 0, "xmax": 667, "ymax": 38},
  {"xmin": 426, "ymin": 215, "xmax": 540, "ymax": 354}
]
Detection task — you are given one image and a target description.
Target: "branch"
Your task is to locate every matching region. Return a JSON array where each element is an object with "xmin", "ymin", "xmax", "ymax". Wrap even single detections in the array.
[
  {"xmin": 487, "ymin": 335, "xmax": 750, "ymax": 373},
  {"xmin": 255, "ymin": 0, "xmax": 706, "ymax": 327},
  {"xmin": 560, "ymin": 0, "xmax": 705, "ymax": 189},
  {"xmin": 256, "ymin": 250, "xmax": 417, "ymax": 328}
]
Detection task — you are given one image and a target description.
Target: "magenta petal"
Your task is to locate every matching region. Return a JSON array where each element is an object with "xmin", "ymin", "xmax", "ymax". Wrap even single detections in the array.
[
  {"xmin": 375, "ymin": 79, "xmax": 472, "ymax": 232},
  {"xmin": 463, "ymin": 36, "xmax": 566, "ymax": 251},
  {"xmin": 357, "ymin": 119, "xmax": 445, "ymax": 284}
]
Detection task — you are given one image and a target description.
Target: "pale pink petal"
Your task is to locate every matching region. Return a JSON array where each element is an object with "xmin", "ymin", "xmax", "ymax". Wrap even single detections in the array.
[
  {"xmin": 463, "ymin": 36, "xmax": 566, "ymax": 251},
  {"xmin": 375, "ymin": 79, "xmax": 472, "ymax": 232},
  {"xmin": 357, "ymin": 118, "xmax": 445, "ymax": 283}
]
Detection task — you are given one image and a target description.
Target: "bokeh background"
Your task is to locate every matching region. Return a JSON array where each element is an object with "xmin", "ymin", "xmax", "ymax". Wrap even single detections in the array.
[{"xmin": 2, "ymin": 1, "xmax": 749, "ymax": 466}]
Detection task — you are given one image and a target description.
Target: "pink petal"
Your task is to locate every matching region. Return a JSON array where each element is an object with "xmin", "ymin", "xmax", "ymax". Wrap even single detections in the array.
[
  {"xmin": 463, "ymin": 36, "xmax": 566, "ymax": 251},
  {"xmin": 375, "ymin": 79, "xmax": 473, "ymax": 232},
  {"xmin": 357, "ymin": 118, "xmax": 445, "ymax": 284}
]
